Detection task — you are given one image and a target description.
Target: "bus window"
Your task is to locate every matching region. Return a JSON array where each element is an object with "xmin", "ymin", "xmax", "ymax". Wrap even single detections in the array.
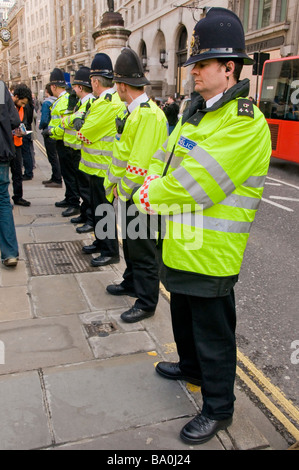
[{"xmin": 259, "ymin": 58, "xmax": 299, "ymax": 121}]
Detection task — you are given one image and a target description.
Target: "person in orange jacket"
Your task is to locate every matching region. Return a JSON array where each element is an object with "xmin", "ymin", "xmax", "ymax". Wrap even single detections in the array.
[{"xmin": 11, "ymin": 84, "xmax": 32, "ymax": 207}]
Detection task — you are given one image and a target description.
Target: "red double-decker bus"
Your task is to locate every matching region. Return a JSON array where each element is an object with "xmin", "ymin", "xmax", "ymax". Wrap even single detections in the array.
[{"xmin": 258, "ymin": 56, "xmax": 299, "ymax": 164}]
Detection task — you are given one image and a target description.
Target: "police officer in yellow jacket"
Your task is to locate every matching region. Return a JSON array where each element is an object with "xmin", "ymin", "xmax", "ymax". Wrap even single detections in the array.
[
  {"xmin": 77, "ymin": 53, "xmax": 126, "ymax": 266},
  {"xmin": 61, "ymin": 67, "xmax": 95, "ymax": 231},
  {"xmin": 105, "ymin": 48, "xmax": 168, "ymax": 324},
  {"xmin": 46, "ymin": 68, "xmax": 82, "ymax": 215},
  {"xmin": 134, "ymin": 8, "xmax": 272, "ymax": 444}
]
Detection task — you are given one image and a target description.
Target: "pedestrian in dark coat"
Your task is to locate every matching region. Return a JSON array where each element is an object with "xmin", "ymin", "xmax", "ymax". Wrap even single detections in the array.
[
  {"xmin": 163, "ymin": 95, "xmax": 179, "ymax": 134},
  {"xmin": 0, "ymin": 81, "xmax": 21, "ymax": 267}
]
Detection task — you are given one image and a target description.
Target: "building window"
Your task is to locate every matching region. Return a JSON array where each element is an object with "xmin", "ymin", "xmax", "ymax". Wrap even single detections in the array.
[
  {"xmin": 275, "ymin": 0, "xmax": 287, "ymax": 22},
  {"xmin": 257, "ymin": 0, "xmax": 272, "ymax": 30},
  {"xmin": 176, "ymin": 27, "xmax": 188, "ymax": 97},
  {"xmin": 240, "ymin": 0, "xmax": 250, "ymax": 33}
]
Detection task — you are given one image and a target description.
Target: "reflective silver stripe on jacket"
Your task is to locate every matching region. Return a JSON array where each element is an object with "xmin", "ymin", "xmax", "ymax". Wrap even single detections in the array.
[
  {"xmin": 123, "ymin": 176, "xmax": 140, "ymax": 189},
  {"xmin": 107, "ymin": 171, "xmax": 121, "ymax": 184},
  {"xmin": 169, "ymin": 213, "xmax": 252, "ymax": 234},
  {"xmin": 65, "ymin": 129, "xmax": 77, "ymax": 136},
  {"xmin": 172, "ymin": 155, "xmax": 184, "ymax": 169},
  {"xmin": 243, "ymin": 175, "xmax": 266, "ymax": 188},
  {"xmin": 218, "ymin": 194, "xmax": 261, "ymax": 211},
  {"xmin": 151, "ymin": 149, "xmax": 166, "ymax": 162},
  {"xmin": 112, "ymin": 156, "xmax": 128, "ymax": 168},
  {"xmin": 118, "ymin": 181, "xmax": 133, "ymax": 200},
  {"xmin": 152, "ymin": 149, "xmax": 183, "ymax": 169},
  {"xmin": 189, "ymin": 145, "xmax": 236, "ymax": 195},
  {"xmin": 80, "ymin": 157, "xmax": 109, "ymax": 170},
  {"xmin": 203, "ymin": 216, "xmax": 252, "ymax": 233},
  {"xmin": 82, "ymin": 146, "xmax": 113, "ymax": 157},
  {"xmin": 174, "ymin": 166, "xmax": 214, "ymax": 209},
  {"xmin": 64, "ymin": 142, "xmax": 81, "ymax": 150},
  {"xmin": 100, "ymin": 136, "xmax": 114, "ymax": 143},
  {"xmin": 51, "ymin": 115, "xmax": 60, "ymax": 120}
]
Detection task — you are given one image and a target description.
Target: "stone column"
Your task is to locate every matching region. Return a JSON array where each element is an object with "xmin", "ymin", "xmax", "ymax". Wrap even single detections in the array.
[{"xmin": 92, "ymin": 11, "xmax": 131, "ymax": 66}]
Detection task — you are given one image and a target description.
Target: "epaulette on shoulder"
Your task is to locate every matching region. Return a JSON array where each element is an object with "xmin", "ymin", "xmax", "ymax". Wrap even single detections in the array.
[
  {"xmin": 238, "ymin": 99, "xmax": 255, "ymax": 118},
  {"xmin": 140, "ymin": 102, "xmax": 150, "ymax": 108},
  {"xmin": 105, "ymin": 93, "xmax": 112, "ymax": 102}
]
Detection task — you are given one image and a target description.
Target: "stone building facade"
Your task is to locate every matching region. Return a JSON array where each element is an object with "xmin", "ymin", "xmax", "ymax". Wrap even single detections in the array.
[
  {"xmin": 117, "ymin": 0, "xmax": 299, "ymax": 99},
  {"xmin": 1, "ymin": 0, "xmax": 299, "ymax": 101},
  {"xmin": 0, "ymin": 0, "xmax": 15, "ymax": 22}
]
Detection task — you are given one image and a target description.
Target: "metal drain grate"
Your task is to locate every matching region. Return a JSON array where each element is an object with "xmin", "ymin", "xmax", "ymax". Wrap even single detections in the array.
[
  {"xmin": 24, "ymin": 241, "xmax": 101, "ymax": 276},
  {"xmin": 84, "ymin": 321, "xmax": 117, "ymax": 338}
]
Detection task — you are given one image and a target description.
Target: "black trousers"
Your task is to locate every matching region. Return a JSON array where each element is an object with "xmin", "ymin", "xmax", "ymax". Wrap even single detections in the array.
[
  {"xmin": 43, "ymin": 135, "xmax": 62, "ymax": 184},
  {"xmin": 56, "ymin": 140, "xmax": 80, "ymax": 208},
  {"xmin": 71, "ymin": 150, "xmax": 93, "ymax": 225},
  {"xmin": 121, "ymin": 201, "xmax": 160, "ymax": 312},
  {"xmin": 10, "ymin": 146, "xmax": 23, "ymax": 202},
  {"xmin": 90, "ymin": 174, "xmax": 119, "ymax": 257},
  {"xmin": 170, "ymin": 291, "xmax": 237, "ymax": 420}
]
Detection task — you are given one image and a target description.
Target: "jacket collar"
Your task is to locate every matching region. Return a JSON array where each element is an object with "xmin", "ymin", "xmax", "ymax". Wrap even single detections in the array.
[{"xmin": 183, "ymin": 79, "xmax": 250, "ymax": 126}]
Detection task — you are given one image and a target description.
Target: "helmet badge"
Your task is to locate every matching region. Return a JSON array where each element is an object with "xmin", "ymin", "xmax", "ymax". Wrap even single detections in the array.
[{"xmin": 190, "ymin": 30, "xmax": 201, "ymax": 57}]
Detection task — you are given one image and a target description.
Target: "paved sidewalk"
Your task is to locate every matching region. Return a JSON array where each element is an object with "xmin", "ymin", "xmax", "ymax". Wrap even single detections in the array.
[{"xmin": 0, "ymin": 144, "xmax": 289, "ymax": 451}]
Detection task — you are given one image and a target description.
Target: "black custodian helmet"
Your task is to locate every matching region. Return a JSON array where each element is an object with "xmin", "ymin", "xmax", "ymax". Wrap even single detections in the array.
[
  {"xmin": 185, "ymin": 7, "xmax": 254, "ymax": 67},
  {"xmin": 90, "ymin": 53, "xmax": 113, "ymax": 79},
  {"xmin": 113, "ymin": 48, "xmax": 150, "ymax": 87},
  {"xmin": 73, "ymin": 67, "xmax": 92, "ymax": 89},
  {"xmin": 49, "ymin": 68, "xmax": 66, "ymax": 87}
]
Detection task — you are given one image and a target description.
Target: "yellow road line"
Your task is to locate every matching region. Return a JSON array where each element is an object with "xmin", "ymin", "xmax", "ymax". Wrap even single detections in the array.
[
  {"xmin": 34, "ymin": 139, "xmax": 47, "ymax": 156},
  {"xmin": 237, "ymin": 350, "xmax": 299, "ymax": 424},
  {"xmin": 237, "ymin": 366, "xmax": 299, "ymax": 441}
]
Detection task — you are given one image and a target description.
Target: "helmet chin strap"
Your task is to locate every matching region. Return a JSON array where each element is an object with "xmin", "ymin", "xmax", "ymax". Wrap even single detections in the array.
[{"xmin": 127, "ymin": 92, "xmax": 135, "ymax": 104}]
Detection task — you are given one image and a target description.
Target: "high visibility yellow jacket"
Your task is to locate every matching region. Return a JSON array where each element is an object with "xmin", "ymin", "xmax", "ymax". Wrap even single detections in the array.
[
  {"xmin": 105, "ymin": 98, "xmax": 168, "ymax": 202},
  {"xmin": 48, "ymin": 91, "xmax": 70, "ymax": 141},
  {"xmin": 61, "ymin": 95, "xmax": 94, "ymax": 150},
  {"xmin": 134, "ymin": 80, "xmax": 272, "ymax": 278},
  {"xmin": 77, "ymin": 91, "xmax": 126, "ymax": 178}
]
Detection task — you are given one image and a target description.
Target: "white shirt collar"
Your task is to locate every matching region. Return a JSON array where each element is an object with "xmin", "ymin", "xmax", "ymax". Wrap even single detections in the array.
[
  {"xmin": 206, "ymin": 92, "xmax": 224, "ymax": 109},
  {"xmin": 81, "ymin": 93, "xmax": 95, "ymax": 104},
  {"xmin": 128, "ymin": 92, "xmax": 149, "ymax": 114},
  {"xmin": 99, "ymin": 87, "xmax": 115, "ymax": 98},
  {"xmin": 59, "ymin": 91, "xmax": 67, "ymax": 98}
]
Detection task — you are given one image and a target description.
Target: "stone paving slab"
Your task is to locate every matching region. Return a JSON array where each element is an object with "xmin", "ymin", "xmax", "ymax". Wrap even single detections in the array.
[
  {"xmin": 0, "ymin": 285, "xmax": 31, "ymax": 322},
  {"xmin": 52, "ymin": 417, "xmax": 224, "ymax": 450},
  {"xmin": 42, "ymin": 353, "xmax": 197, "ymax": 445},
  {"xmin": 0, "ymin": 371, "xmax": 52, "ymax": 450},
  {"xmin": 14, "ymin": 215, "xmax": 36, "ymax": 227},
  {"xmin": 30, "ymin": 274, "xmax": 90, "ymax": 317},
  {"xmin": 0, "ymin": 260, "xmax": 28, "ymax": 287},
  {"xmin": 89, "ymin": 331, "xmax": 156, "ymax": 359},
  {"xmin": 32, "ymin": 225, "xmax": 85, "ymax": 243},
  {"xmin": 75, "ymin": 271, "xmax": 131, "ymax": 311},
  {"xmin": 31, "ymin": 216, "xmax": 70, "ymax": 226},
  {"xmin": 0, "ymin": 315, "xmax": 93, "ymax": 374},
  {"xmin": 227, "ymin": 397, "xmax": 270, "ymax": 450},
  {"xmin": 16, "ymin": 205, "xmax": 63, "ymax": 217}
]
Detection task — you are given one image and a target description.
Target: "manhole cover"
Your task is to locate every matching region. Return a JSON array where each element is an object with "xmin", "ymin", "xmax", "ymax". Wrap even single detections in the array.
[
  {"xmin": 84, "ymin": 321, "xmax": 117, "ymax": 338},
  {"xmin": 24, "ymin": 241, "xmax": 102, "ymax": 276}
]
